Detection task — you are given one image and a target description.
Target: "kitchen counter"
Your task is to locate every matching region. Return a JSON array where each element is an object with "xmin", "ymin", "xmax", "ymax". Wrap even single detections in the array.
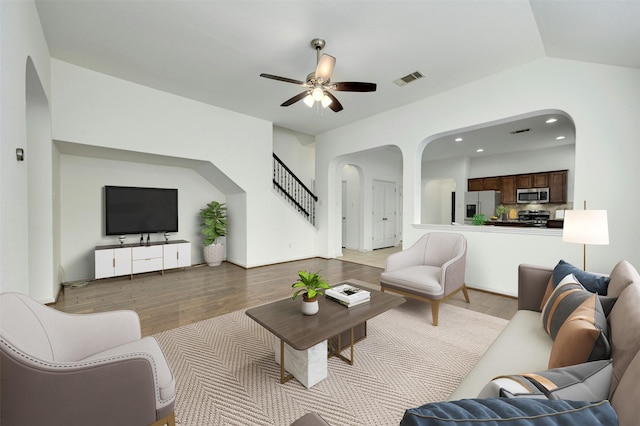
[{"xmin": 485, "ymin": 220, "xmax": 537, "ymax": 227}]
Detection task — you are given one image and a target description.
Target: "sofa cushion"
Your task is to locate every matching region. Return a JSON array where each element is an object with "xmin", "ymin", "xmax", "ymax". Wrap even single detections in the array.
[
  {"xmin": 478, "ymin": 359, "xmax": 612, "ymax": 401},
  {"xmin": 607, "ymin": 260, "xmax": 640, "ymax": 298},
  {"xmin": 608, "ymin": 282, "xmax": 640, "ymax": 393},
  {"xmin": 400, "ymin": 398, "xmax": 618, "ymax": 426},
  {"xmin": 552, "ymin": 259, "xmax": 610, "ymax": 295},
  {"xmin": 448, "ymin": 310, "xmax": 552, "ymax": 401}
]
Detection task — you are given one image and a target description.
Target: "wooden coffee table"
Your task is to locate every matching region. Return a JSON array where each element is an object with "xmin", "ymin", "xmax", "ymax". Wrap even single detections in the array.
[{"xmin": 246, "ymin": 283, "xmax": 405, "ymax": 387}]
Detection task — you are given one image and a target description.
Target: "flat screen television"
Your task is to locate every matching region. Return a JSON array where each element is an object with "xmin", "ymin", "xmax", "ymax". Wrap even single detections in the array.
[{"xmin": 105, "ymin": 186, "xmax": 178, "ymax": 235}]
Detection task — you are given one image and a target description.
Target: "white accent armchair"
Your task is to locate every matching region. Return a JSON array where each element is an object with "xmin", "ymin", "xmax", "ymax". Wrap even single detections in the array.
[
  {"xmin": 380, "ymin": 232, "xmax": 469, "ymax": 326},
  {"xmin": 0, "ymin": 292, "xmax": 175, "ymax": 426}
]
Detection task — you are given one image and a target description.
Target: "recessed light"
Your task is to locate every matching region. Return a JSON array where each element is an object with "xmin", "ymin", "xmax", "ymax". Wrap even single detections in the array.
[
  {"xmin": 556, "ymin": 136, "xmax": 565, "ymax": 140},
  {"xmin": 455, "ymin": 137, "xmax": 463, "ymax": 142},
  {"xmin": 476, "ymin": 148, "xmax": 484, "ymax": 153},
  {"xmin": 546, "ymin": 118, "xmax": 558, "ymax": 124}
]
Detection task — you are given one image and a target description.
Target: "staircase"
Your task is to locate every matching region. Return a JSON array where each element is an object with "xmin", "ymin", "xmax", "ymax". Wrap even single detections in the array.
[{"xmin": 272, "ymin": 153, "xmax": 318, "ymax": 226}]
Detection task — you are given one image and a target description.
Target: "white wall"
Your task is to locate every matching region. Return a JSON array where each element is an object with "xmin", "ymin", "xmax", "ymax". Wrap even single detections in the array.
[
  {"xmin": 0, "ymin": 1, "xmax": 55, "ymax": 301},
  {"xmin": 51, "ymin": 60, "xmax": 318, "ymax": 272},
  {"xmin": 59, "ymin": 155, "xmax": 225, "ymax": 282},
  {"xmin": 273, "ymin": 126, "xmax": 316, "ymax": 190},
  {"xmin": 316, "ymin": 58, "xmax": 640, "ymax": 295}
]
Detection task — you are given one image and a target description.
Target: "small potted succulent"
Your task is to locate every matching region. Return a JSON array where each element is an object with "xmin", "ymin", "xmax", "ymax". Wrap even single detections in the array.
[
  {"xmin": 495, "ymin": 205, "xmax": 508, "ymax": 221},
  {"xmin": 291, "ymin": 270, "xmax": 330, "ymax": 315}
]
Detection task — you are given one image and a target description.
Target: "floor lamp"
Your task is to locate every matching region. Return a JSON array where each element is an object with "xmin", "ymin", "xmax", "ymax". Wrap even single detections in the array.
[{"xmin": 562, "ymin": 203, "xmax": 609, "ymax": 271}]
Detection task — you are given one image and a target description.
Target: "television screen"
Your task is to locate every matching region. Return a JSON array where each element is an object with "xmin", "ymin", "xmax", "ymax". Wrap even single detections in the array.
[{"xmin": 105, "ymin": 186, "xmax": 178, "ymax": 235}]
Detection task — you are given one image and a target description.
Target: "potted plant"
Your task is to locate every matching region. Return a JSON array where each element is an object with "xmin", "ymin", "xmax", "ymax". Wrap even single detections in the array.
[
  {"xmin": 472, "ymin": 213, "xmax": 486, "ymax": 225},
  {"xmin": 199, "ymin": 201, "xmax": 227, "ymax": 266},
  {"xmin": 495, "ymin": 205, "xmax": 508, "ymax": 221},
  {"xmin": 291, "ymin": 270, "xmax": 330, "ymax": 315}
]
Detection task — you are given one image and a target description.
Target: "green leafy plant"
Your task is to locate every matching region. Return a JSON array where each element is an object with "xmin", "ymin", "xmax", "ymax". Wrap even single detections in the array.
[
  {"xmin": 291, "ymin": 270, "xmax": 330, "ymax": 301},
  {"xmin": 472, "ymin": 213, "xmax": 486, "ymax": 225},
  {"xmin": 495, "ymin": 205, "xmax": 508, "ymax": 217},
  {"xmin": 199, "ymin": 201, "xmax": 227, "ymax": 246}
]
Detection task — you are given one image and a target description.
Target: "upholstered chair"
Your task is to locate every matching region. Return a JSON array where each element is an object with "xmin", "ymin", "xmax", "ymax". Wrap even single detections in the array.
[
  {"xmin": 380, "ymin": 232, "xmax": 469, "ymax": 326},
  {"xmin": 0, "ymin": 292, "xmax": 176, "ymax": 426}
]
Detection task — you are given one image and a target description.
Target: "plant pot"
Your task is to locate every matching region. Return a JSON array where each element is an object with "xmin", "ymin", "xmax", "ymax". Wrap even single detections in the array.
[
  {"xmin": 301, "ymin": 295, "xmax": 319, "ymax": 316},
  {"xmin": 203, "ymin": 243, "xmax": 224, "ymax": 267}
]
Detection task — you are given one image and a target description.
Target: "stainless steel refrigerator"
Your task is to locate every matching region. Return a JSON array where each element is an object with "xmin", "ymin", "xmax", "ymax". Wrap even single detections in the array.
[{"xmin": 464, "ymin": 191, "xmax": 501, "ymax": 224}]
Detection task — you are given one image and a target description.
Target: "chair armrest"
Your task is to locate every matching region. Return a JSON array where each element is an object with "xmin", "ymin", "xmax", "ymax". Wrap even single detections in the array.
[
  {"xmin": 441, "ymin": 252, "xmax": 467, "ymax": 296},
  {"xmin": 44, "ymin": 309, "xmax": 142, "ymax": 361},
  {"xmin": 518, "ymin": 264, "xmax": 553, "ymax": 312},
  {"xmin": 1, "ymin": 343, "xmax": 162, "ymax": 426}
]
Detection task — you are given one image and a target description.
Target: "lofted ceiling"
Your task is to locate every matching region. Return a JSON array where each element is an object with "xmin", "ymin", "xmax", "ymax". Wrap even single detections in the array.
[{"xmin": 35, "ymin": 1, "xmax": 640, "ymax": 137}]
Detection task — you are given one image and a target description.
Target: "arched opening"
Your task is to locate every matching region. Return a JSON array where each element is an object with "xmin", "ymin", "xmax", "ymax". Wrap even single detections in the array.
[{"xmin": 420, "ymin": 110, "xmax": 575, "ymax": 225}]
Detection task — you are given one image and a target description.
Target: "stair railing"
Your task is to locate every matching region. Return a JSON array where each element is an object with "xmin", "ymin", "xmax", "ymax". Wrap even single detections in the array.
[{"xmin": 272, "ymin": 153, "xmax": 318, "ymax": 226}]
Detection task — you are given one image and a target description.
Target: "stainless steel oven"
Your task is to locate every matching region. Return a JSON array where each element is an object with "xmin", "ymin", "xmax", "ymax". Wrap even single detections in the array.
[{"xmin": 517, "ymin": 188, "xmax": 549, "ymax": 204}]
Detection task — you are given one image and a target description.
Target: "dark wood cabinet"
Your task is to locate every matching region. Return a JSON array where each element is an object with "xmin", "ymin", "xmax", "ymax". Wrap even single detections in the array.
[
  {"xmin": 483, "ymin": 177, "xmax": 500, "ymax": 191},
  {"xmin": 549, "ymin": 171, "xmax": 567, "ymax": 203},
  {"xmin": 468, "ymin": 178, "xmax": 483, "ymax": 191},
  {"xmin": 533, "ymin": 173, "xmax": 549, "ymax": 188},
  {"xmin": 500, "ymin": 176, "xmax": 516, "ymax": 204},
  {"xmin": 516, "ymin": 175, "xmax": 531, "ymax": 189},
  {"xmin": 468, "ymin": 169, "xmax": 568, "ymax": 204}
]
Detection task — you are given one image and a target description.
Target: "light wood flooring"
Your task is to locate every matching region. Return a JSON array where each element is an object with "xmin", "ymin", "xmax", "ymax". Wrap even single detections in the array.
[{"xmin": 54, "ymin": 250, "xmax": 518, "ymax": 336}]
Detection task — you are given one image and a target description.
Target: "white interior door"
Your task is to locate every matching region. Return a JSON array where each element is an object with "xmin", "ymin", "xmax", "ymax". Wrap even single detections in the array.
[
  {"xmin": 372, "ymin": 180, "xmax": 396, "ymax": 249},
  {"xmin": 341, "ymin": 180, "xmax": 347, "ymax": 248}
]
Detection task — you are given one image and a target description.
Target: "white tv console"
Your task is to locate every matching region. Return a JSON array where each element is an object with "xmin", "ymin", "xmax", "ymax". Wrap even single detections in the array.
[{"xmin": 95, "ymin": 240, "xmax": 191, "ymax": 280}]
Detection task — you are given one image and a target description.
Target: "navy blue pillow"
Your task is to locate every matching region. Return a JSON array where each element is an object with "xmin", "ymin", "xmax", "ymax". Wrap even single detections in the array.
[
  {"xmin": 552, "ymin": 259, "xmax": 610, "ymax": 295},
  {"xmin": 400, "ymin": 398, "xmax": 618, "ymax": 426}
]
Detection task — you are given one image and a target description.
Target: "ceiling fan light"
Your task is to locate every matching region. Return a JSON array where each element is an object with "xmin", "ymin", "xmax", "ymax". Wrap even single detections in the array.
[
  {"xmin": 303, "ymin": 94, "xmax": 314, "ymax": 107},
  {"xmin": 312, "ymin": 87, "xmax": 324, "ymax": 101},
  {"xmin": 321, "ymin": 94, "xmax": 332, "ymax": 108}
]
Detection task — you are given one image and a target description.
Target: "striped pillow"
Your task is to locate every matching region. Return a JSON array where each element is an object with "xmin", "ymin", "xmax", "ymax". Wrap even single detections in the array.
[{"xmin": 541, "ymin": 277, "xmax": 614, "ymax": 368}]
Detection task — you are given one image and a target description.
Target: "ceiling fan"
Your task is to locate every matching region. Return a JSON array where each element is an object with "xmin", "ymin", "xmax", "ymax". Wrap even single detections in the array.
[{"xmin": 260, "ymin": 38, "xmax": 377, "ymax": 112}]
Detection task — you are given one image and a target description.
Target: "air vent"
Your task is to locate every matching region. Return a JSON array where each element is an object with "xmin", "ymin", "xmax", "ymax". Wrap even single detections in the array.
[
  {"xmin": 394, "ymin": 71, "xmax": 425, "ymax": 87},
  {"xmin": 510, "ymin": 128, "xmax": 531, "ymax": 135}
]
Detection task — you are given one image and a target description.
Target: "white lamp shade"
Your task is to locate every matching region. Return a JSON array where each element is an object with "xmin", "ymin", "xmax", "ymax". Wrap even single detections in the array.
[
  {"xmin": 562, "ymin": 210, "xmax": 609, "ymax": 245},
  {"xmin": 303, "ymin": 94, "xmax": 314, "ymax": 107}
]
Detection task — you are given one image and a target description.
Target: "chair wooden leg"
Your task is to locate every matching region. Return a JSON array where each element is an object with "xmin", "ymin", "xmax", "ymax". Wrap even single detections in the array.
[
  {"xmin": 430, "ymin": 301, "xmax": 439, "ymax": 326},
  {"xmin": 462, "ymin": 284, "xmax": 471, "ymax": 303},
  {"xmin": 151, "ymin": 411, "xmax": 175, "ymax": 426}
]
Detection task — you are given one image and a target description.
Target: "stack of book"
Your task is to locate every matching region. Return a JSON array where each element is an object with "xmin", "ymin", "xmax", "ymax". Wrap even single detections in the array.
[{"xmin": 325, "ymin": 283, "xmax": 371, "ymax": 308}]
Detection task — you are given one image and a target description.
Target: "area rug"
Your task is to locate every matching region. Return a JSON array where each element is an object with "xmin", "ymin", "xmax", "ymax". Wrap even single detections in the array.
[{"xmin": 154, "ymin": 296, "xmax": 508, "ymax": 426}]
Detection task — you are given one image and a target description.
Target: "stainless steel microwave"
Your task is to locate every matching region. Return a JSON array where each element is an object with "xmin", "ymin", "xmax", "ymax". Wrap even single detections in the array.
[{"xmin": 517, "ymin": 188, "xmax": 549, "ymax": 204}]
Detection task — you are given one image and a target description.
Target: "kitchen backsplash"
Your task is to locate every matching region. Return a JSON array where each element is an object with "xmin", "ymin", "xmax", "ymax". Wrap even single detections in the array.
[{"xmin": 499, "ymin": 202, "xmax": 574, "ymax": 219}]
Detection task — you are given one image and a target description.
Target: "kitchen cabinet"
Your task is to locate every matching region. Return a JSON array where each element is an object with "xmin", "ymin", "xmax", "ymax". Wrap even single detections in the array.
[
  {"xmin": 516, "ymin": 175, "xmax": 532, "ymax": 189},
  {"xmin": 468, "ymin": 169, "xmax": 568, "ymax": 204},
  {"xmin": 549, "ymin": 171, "xmax": 567, "ymax": 203},
  {"xmin": 533, "ymin": 173, "xmax": 549, "ymax": 188},
  {"xmin": 468, "ymin": 178, "xmax": 483, "ymax": 191},
  {"xmin": 500, "ymin": 176, "xmax": 517, "ymax": 204}
]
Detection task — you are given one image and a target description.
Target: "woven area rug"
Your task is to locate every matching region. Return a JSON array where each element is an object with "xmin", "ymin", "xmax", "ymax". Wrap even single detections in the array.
[{"xmin": 154, "ymin": 296, "xmax": 507, "ymax": 426}]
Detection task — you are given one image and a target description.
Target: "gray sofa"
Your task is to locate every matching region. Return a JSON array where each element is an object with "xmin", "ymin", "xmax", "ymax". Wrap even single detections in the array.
[{"xmin": 448, "ymin": 260, "xmax": 640, "ymax": 426}]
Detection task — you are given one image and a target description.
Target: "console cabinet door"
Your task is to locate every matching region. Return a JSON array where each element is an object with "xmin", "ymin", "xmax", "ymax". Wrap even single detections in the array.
[
  {"xmin": 95, "ymin": 249, "xmax": 115, "ymax": 279},
  {"xmin": 163, "ymin": 245, "xmax": 178, "ymax": 269},
  {"xmin": 113, "ymin": 247, "xmax": 132, "ymax": 277},
  {"xmin": 176, "ymin": 243, "xmax": 191, "ymax": 268}
]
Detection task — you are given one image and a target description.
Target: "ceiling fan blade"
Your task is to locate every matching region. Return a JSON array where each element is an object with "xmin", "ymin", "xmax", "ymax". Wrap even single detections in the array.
[
  {"xmin": 324, "ymin": 92, "xmax": 343, "ymax": 112},
  {"xmin": 280, "ymin": 91, "xmax": 308, "ymax": 107},
  {"xmin": 315, "ymin": 54, "xmax": 336, "ymax": 82},
  {"xmin": 260, "ymin": 73, "xmax": 305, "ymax": 86},
  {"xmin": 333, "ymin": 81, "xmax": 377, "ymax": 92}
]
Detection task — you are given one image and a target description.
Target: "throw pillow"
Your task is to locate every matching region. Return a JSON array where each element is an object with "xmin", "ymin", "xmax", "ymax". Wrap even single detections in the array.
[
  {"xmin": 541, "ymin": 278, "xmax": 613, "ymax": 368},
  {"xmin": 478, "ymin": 359, "xmax": 612, "ymax": 402},
  {"xmin": 400, "ymin": 399, "xmax": 618, "ymax": 426},
  {"xmin": 552, "ymin": 259, "xmax": 610, "ymax": 295}
]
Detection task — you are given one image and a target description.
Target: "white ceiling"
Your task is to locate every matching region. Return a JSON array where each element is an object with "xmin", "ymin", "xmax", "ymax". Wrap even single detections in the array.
[{"xmin": 35, "ymin": 0, "xmax": 640, "ymax": 137}]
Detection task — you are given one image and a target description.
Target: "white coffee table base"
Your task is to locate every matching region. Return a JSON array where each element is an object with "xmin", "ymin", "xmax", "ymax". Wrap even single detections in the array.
[{"xmin": 274, "ymin": 337, "xmax": 328, "ymax": 388}]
